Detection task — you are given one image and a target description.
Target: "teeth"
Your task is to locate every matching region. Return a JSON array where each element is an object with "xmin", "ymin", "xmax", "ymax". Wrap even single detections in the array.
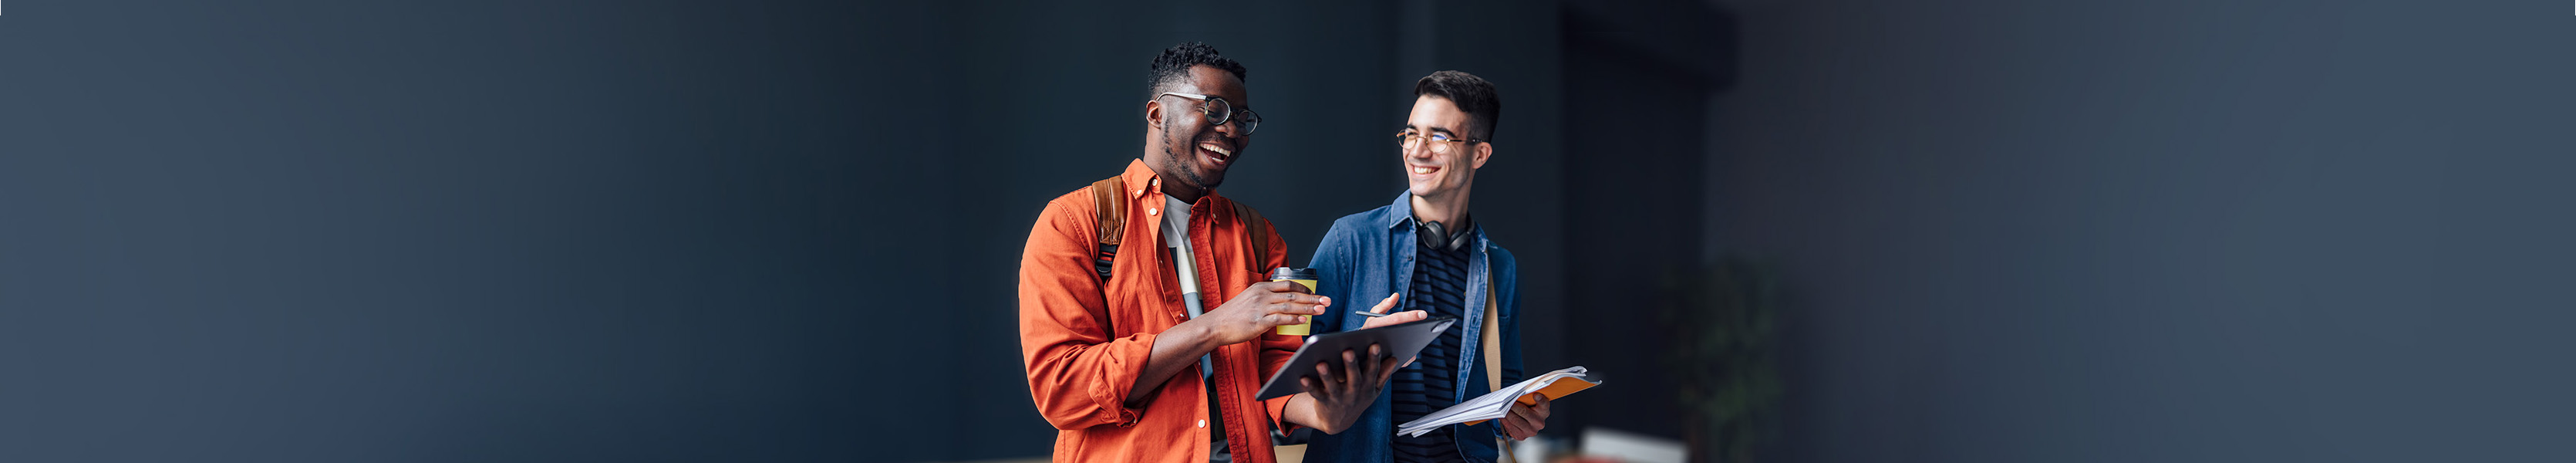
[
  {"xmin": 1414, "ymin": 167, "xmax": 1435, "ymax": 174},
  {"xmin": 1202, "ymin": 144, "xmax": 1232, "ymax": 156}
]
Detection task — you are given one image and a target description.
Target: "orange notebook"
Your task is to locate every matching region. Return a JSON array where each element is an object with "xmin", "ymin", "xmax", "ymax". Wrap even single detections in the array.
[
  {"xmin": 1397, "ymin": 366, "xmax": 1601, "ymax": 434},
  {"xmin": 1464, "ymin": 374, "xmax": 1600, "ymax": 425}
]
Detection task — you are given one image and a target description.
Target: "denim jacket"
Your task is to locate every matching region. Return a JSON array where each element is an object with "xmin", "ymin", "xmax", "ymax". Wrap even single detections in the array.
[{"xmin": 1303, "ymin": 192, "xmax": 1523, "ymax": 463}]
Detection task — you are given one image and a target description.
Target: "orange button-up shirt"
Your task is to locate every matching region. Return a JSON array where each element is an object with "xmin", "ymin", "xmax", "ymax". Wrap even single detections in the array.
[{"xmin": 1019, "ymin": 160, "xmax": 1302, "ymax": 462}]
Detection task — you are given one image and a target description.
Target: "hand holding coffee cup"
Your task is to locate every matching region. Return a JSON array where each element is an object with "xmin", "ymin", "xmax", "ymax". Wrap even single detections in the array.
[{"xmin": 1270, "ymin": 267, "xmax": 1319, "ymax": 335}]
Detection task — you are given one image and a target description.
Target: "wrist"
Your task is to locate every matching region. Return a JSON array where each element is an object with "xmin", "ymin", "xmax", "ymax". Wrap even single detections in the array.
[{"xmin": 1171, "ymin": 318, "xmax": 1220, "ymax": 354}]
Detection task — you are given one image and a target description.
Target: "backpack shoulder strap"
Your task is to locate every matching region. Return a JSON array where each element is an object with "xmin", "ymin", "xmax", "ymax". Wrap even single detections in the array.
[
  {"xmin": 1088, "ymin": 177, "xmax": 1128, "ymax": 280},
  {"xmin": 1483, "ymin": 271, "xmax": 1504, "ymax": 392},
  {"xmin": 1484, "ymin": 269, "xmax": 1514, "ymax": 462}
]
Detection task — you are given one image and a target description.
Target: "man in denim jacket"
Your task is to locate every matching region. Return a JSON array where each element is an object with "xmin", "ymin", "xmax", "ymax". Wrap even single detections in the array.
[{"xmin": 1302, "ymin": 71, "xmax": 1550, "ymax": 463}]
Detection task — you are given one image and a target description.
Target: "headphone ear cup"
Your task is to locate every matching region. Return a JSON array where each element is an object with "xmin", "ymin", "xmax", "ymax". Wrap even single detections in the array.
[
  {"xmin": 1415, "ymin": 219, "xmax": 1475, "ymax": 252},
  {"xmin": 1416, "ymin": 219, "xmax": 1445, "ymax": 252}
]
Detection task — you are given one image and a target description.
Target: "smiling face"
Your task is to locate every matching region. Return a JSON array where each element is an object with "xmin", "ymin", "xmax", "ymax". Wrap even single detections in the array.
[
  {"xmin": 1148, "ymin": 66, "xmax": 1252, "ymax": 196},
  {"xmin": 1402, "ymin": 95, "xmax": 1488, "ymax": 201}
]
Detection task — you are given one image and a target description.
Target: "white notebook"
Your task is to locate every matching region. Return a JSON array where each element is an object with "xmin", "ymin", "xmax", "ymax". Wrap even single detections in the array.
[{"xmin": 1395, "ymin": 366, "xmax": 1600, "ymax": 437}]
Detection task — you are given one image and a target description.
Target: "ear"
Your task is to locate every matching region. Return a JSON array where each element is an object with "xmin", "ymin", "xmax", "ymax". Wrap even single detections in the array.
[
  {"xmin": 1471, "ymin": 141, "xmax": 1493, "ymax": 170},
  {"xmin": 1145, "ymin": 100, "xmax": 1166, "ymax": 130}
]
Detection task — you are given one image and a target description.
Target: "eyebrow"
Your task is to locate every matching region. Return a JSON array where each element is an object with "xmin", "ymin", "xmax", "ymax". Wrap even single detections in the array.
[{"xmin": 1404, "ymin": 124, "xmax": 1458, "ymax": 136}]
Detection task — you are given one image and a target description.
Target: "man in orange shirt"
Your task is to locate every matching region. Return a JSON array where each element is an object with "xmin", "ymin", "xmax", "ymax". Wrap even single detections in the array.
[{"xmin": 1018, "ymin": 42, "xmax": 1409, "ymax": 462}]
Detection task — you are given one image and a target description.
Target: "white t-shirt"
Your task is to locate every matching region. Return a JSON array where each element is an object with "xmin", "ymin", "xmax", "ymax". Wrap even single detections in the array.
[
  {"xmin": 1164, "ymin": 196, "xmax": 1216, "ymax": 382},
  {"xmin": 1164, "ymin": 196, "xmax": 1201, "ymax": 302}
]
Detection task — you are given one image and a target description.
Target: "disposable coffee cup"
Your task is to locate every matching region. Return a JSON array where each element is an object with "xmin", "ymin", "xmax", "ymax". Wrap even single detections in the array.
[{"xmin": 1270, "ymin": 267, "xmax": 1319, "ymax": 336}]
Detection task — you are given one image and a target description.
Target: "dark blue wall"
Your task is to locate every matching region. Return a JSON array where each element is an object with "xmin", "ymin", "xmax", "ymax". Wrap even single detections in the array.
[
  {"xmin": 5, "ymin": 1, "xmax": 2568, "ymax": 461},
  {"xmin": 0, "ymin": 1, "xmax": 1573, "ymax": 461},
  {"xmin": 1710, "ymin": 1, "xmax": 2576, "ymax": 461}
]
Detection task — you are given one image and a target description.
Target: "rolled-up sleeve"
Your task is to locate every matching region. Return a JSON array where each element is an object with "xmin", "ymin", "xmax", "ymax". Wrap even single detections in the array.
[
  {"xmin": 1251, "ymin": 227, "xmax": 1307, "ymax": 432},
  {"xmin": 1020, "ymin": 197, "xmax": 1150, "ymax": 430}
]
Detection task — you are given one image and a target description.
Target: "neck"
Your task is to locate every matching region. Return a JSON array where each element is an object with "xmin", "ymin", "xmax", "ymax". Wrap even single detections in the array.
[
  {"xmin": 1408, "ymin": 189, "xmax": 1470, "ymax": 230},
  {"xmin": 1162, "ymin": 181, "xmax": 1204, "ymax": 204},
  {"xmin": 1143, "ymin": 150, "xmax": 1205, "ymax": 204}
]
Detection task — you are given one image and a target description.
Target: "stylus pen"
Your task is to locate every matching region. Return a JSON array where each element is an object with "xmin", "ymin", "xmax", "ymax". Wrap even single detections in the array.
[{"xmin": 1351, "ymin": 310, "xmax": 1392, "ymax": 317}]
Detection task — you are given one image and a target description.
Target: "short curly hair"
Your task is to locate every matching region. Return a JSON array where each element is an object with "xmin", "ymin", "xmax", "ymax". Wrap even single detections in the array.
[
  {"xmin": 1147, "ymin": 42, "xmax": 1248, "ymax": 98},
  {"xmin": 1414, "ymin": 70, "xmax": 1501, "ymax": 142}
]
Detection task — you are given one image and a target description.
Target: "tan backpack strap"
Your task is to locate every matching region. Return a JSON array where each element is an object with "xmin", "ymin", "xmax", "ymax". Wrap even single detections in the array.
[
  {"xmin": 1483, "ymin": 269, "xmax": 1512, "ymax": 462},
  {"xmin": 1483, "ymin": 272, "xmax": 1503, "ymax": 393},
  {"xmin": 1232, "ymin": 201, "xmax": 1273, "ymax": 272},
  {"xmin": 1088, "ymin": 177, "xmax": 1128, "ymax": 281},
  {"xmin": 1089, "ymin": 177, "xmax": 1128, "ymax": 245}
]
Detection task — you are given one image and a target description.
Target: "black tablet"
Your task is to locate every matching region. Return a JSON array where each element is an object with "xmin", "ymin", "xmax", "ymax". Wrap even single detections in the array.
[{"xmin": 1253, "ymin": 316, "xmax": 1459, "ymax": 400}]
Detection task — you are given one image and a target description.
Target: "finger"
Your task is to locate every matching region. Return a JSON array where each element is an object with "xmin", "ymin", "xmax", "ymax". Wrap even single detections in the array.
[
  {"xmin": 1394, "ymin": 309, "xmax": 1427, "ymax": 323},
  {"xmin": 1501, "ymin": 414, "xmax": 1532, "ymax": 441},
  {"xmin": 1327, "ymin": 351, "xmax": 1358, "ymax": 395},
  {"xmin": 1371, "ymin": 292, "xmax": 1402, "ymax": 313},
  {"xmin": 1510, "ymin": 401, "xmax": 1546, "ymax": 432},
  {"xmin": 1360, "ymin": 310, "xmax": 1421, "ymax": 330},
  {"xmin": 1245, "ymin": 281, "xmax": 1293, "ymax": 298},
  {"xmin": 1338, "ymin": 349, "xmax": 1362, "ymax": 388},
  {"xmin": 1262, "ymin": 302, "xmax": 1323, "ymax": 318},
  {"xmin": 1354, "ymin": 344, "xmax": 1383, "ymax": 377},
  {"xmin": 1269, "ymin": 292, "xmax": 1331, "ymax": 311},
  {"xmin": 1531, "ymin": 394, "xmax": 1553, "ymax": 417},
  {"xmin": 1300, "ymin": 376, "xmax": 1331, "ymax": 401},
  {"xmin": 1313, "ymin": 361, "xmax": 1342, "ymax": 394},
  {"xmin": 1519, "ymin": 411, "xmax": 1545, "ymax": 439},
  {"xmin": 1324, "ymin": 351, "xmax": 1352, "ymax": 386}
]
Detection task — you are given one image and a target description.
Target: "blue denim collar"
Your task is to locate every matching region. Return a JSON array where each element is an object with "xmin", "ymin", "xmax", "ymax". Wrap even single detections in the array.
[{"xmin": 1384, "ymin": 191, "xmax": 1488, "ymax": 251}]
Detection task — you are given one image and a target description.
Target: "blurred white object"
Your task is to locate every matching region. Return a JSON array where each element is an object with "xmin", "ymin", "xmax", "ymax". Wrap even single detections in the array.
[
  {"xmin": 1512, "ymin": 434, "xmax": 1551, "ymax": 463},
  {"xmin": 1581, "ymin": 427, "xmax": 1684, "ymax": 463}
]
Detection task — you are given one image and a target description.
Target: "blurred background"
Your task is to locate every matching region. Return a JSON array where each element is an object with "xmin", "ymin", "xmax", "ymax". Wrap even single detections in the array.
[{"xmin": 4, "ymin": 0, "xmax": 2571, "ymax": 461}]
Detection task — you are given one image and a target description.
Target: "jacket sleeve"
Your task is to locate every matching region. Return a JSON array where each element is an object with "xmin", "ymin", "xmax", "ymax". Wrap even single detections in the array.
[
  {"xmin": 1305, "ymin": 220, "xmax": 1359, "ymax": 336},
  {"xmin": 1020, "ymin": 195, "xmax": 1153, "ymax": 430},
  {"xmin": 1256, "ymin": 222, "xmax": 1305, "ymax": 431}
]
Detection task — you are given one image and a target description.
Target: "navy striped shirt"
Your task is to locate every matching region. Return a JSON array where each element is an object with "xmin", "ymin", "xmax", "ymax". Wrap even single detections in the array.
[{"xmin": 1390, "ymin": 228, "xmax": 1475, "ymax": 463}]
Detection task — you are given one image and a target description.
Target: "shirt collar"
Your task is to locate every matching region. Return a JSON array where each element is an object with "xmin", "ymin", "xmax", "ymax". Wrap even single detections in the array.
[
  {"xmin": 1121, "ymin": 158, "xmax": 1222, "ymax": 205},
  {"xmin": 1384, "ymin": 191, "xmax": 1416, "ymax": 230},
  {"xmin": 1385, "ymin": 191, "xmax": 1485, "ymax": 248}
]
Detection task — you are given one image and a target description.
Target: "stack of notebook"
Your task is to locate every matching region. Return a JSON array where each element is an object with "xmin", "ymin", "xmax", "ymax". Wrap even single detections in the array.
[{"xmin": 1395, "ymin": 366, "xmax": 1601, "ymax": 437}]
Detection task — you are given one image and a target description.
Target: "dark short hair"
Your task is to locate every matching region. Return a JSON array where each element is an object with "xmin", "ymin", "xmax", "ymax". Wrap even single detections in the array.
[
  {"xmin": 1148, "ymin": 42, "xmax": 1248, "ymax": 98},
  {"xmin": 1413, "ymin": 70, "xmax": 1502, "ymax": 142}
]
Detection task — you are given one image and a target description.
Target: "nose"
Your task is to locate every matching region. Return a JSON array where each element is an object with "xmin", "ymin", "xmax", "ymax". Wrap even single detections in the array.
[
  {"xmin": 1404, "ymin": 140, "xmax": 1433, "ymax": 159},
  {"xmin": 1210, "ymin": 117, "xmax": 1241, "ymax": 138}
]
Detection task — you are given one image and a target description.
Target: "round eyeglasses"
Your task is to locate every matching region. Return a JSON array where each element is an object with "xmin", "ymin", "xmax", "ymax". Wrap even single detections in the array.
[
  {"xmin": 1157, "ymin": 92, "xmax": 1260, "ymax": 136},
  {"xmin": 1397, "ymin": 130, "xmax": 1482, "ymax": 154}
]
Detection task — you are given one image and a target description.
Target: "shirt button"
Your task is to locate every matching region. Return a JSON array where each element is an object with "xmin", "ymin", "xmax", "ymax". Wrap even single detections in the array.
[
  {"xmin": 1148, "ymin": 208, "xmax": 1158, "ymax": 215},
  {"xmin": 1197, "ymin": 419, "xmax": 1206, "ymax": 428}
]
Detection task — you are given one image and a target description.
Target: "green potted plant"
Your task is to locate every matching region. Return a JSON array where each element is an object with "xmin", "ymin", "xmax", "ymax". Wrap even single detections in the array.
[{"xmin": 1661, "ymin": 258, "xmax": 1782, "ymax": 463}]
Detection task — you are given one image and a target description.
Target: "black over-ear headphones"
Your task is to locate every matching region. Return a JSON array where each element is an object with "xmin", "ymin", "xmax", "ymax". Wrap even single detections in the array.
[{"xmin": 1415, "ymin": 217, "xmax": 1475, "ymax": 252}]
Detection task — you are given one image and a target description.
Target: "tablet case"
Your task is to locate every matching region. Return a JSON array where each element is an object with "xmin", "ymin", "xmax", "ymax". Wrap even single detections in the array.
[{"xmin": 1253, "ymin": 316, "xmax": 1459, "ymax": 400}]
